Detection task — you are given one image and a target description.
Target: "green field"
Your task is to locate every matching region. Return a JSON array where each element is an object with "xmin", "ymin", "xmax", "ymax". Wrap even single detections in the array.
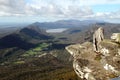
[
  {"xmin": 22, "ymin": 43, "xmax": 50, "ymax": 57},
  {"xmin": 13, "ymin": 61, "xmax": 25, "ymax": 64}
]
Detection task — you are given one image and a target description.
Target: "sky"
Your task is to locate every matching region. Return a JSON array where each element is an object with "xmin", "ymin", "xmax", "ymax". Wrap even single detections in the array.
[{"xmin": 0, "ymin": 0, "xmax": 120, "ymax": 23}]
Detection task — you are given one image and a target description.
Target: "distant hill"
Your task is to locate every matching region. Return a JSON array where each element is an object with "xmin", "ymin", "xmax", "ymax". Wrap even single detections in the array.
[
  {"xmin": 52, "ymin": 23, "xmax": 120, "ymax": 43},
  {"xmin": 0, "ymin": 19, "xmax": 106, "ymax": 38},
  {"xmin": 0, "ymin": 34, "xmax": 35, "ymax": 50},
  {"xmin": 0, "ymin": 25, "xmax": 53, "ymax": 50},
  {"xmin": 19, "ymin": 25, "xmax": 53, "ymax": 40},
  {"xmin": 30, "ymin": 19, "xmax": 105, "ymax": 29},
  {"xmin": 0, "ymin": 27, "xmax": 21, "ymax": 38}
]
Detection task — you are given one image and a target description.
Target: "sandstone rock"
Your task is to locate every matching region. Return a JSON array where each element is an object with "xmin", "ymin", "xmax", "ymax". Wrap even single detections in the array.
[
  {"xmin": 66, "ymin": 41, "xmax": 120, "ymax": 80},
  {"xmin": 93, "ymin": 27, "xmax": 104, "ymax": 52},
  {"xmin": 66, "ymin": 29, "xmax": 120, "ymax": 80},
  {"xmin": 111, "ymin": 33, "xmax": 120, "ymax": 43}
]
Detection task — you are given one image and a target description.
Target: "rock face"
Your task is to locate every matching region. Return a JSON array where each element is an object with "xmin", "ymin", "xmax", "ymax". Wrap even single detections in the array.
[{"xmin": 66, "ymin": 28, "xmax": 120, "ymax": 80}]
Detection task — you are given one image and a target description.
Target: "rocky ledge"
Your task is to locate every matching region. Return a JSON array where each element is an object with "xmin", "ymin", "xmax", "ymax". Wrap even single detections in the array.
[{"xmin": 66, "ymin": 28, "xmax": 120, "ymax": 80}]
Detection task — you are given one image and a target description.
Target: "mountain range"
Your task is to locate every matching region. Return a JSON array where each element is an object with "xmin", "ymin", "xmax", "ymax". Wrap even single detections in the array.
[
  {"xmin": 0, "ymin": 19, "xmax": 120, "ymax": 80},
  {"xmin": 29, "ymin": 19, "xmax": 105, "ymax": 29}
]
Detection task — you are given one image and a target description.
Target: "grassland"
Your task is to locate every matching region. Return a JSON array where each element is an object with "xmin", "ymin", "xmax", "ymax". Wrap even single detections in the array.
[{"xmin": 22, "ymin": 43, "xmax": 50, "ymax": 57}]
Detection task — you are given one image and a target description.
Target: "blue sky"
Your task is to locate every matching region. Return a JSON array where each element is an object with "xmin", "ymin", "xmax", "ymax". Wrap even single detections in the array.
[
  {"xmin": 0, "ymin": 0, "xmax": 120, "ymax": 23},
  {"xmin": 92, "ymin": 4, "xmax": 120, "ymax": 12}
]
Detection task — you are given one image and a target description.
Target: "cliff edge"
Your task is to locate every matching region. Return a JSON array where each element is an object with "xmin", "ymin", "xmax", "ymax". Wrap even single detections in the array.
[{"xmin": 66, "ymin": 28, "xmax": 120, "ymax": 80}]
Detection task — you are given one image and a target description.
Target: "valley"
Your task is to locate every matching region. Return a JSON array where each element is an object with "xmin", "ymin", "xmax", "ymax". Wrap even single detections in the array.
[{"xmin": 0, "ymin": 20, "xmax": 120, "ymax": 80}]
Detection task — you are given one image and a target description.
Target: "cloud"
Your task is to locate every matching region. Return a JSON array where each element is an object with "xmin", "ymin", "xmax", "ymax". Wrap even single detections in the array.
[
  {"xmin": 0, "ymin": 0, "xmax": 120, "ymax": 21},
  {"xmin": 25, "ymin": 4, "xmax": 63, "ymax": 16},
  {"xmin": 24, "ymin": 0, "xmax": 94, "ymax": 18},
  {"xmin": 78, "ymin": 0, "xmax": 120, "ymax": 5},
  {"xmin": 61, "ymin": 6, "xmax": 93, "ymax": 18},
  {"xmin": 0, "ymin": 0, "xmax": 26, "ymax": 16},
  {"xmin": 91, "ymin": 10, "xmax": 120, "ymax": 20}
]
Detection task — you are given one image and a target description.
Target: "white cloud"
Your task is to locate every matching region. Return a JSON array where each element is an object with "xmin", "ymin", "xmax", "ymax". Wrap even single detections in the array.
[
  {"xmin": 78, "ymin": 0, "xmax": 120, "ymax": 5},
  {"xmin": 91, "ymin": 10, "xmax": 120, "ymax": 20},
  {"xmin": 0, "ymin": 0, "xmax": 26, "ymax": 16},
  {"xmin": 24, "ymin": 0, "xmax": 94, "ymax": 18},
  {"xmin": 29, "ymin": 0, "xmax": 120, "ymax": 6},
  {"xmin": 0, "ymin": 0, "xmax": 120, "ymax": 21}
]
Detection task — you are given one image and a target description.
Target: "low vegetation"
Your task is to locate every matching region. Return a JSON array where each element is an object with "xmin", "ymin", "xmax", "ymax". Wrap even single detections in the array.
[
  {"xmin": 0, "ymin": 53, "xmax": 80, "ymax": 80},
  {"xmin": 22, "ymin": 43, "xmax": 50, "ymax": 57}
]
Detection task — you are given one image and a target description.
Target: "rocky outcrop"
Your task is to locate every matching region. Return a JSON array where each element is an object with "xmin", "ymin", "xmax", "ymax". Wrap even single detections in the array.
[
  {"xmin": 93, "ymin": 27, "xmax": 104, "ymax": 52},
  {"xmin": 111, "ymin": 33, "xmax": 120, "ymax": 43},
  {"xmin": 66, "ymin": 28, "xmax": 120, "ymax": 80}
]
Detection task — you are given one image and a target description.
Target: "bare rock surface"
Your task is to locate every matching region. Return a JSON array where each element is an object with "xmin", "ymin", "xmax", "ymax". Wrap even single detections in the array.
[
  {"xmin": 93, "ymin": 27, "xmax": 104, "ymax": 52},
  {"xmin": 111, "ymin": 33, "xmax": 120, "ymax": 43},
  {"xmin": 66, "ymin": 28, "xmax": 120, "ymax": 80}
]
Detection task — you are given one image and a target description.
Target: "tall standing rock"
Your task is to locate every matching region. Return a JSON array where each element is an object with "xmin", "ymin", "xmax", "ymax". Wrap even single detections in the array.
[{"xmin": 93, "ymin": 27, "xmax": 104, "ymax": 52}]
